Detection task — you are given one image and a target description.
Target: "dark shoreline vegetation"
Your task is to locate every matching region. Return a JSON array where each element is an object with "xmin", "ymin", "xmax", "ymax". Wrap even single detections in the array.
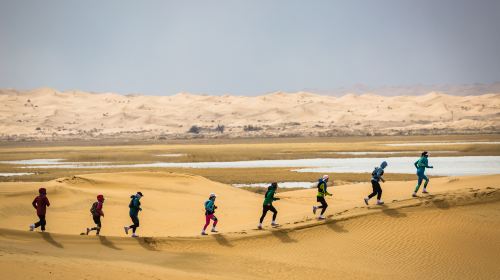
[{"xmin": 1, "ymin": 133, "xmax": 499, "ymax": 147}]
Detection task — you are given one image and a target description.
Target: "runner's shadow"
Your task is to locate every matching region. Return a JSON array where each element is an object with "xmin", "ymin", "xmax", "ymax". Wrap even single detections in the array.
[
  {"xmin": 326, "ymin": 221, "xmax": 349, "ymax": 233},
  {"xmin": 381, "ymin": 206, "xmax": 407, "ymax": 218},
  {"xmin": 271, "ymin": 230, "xmax": 298, "ymax": 243},
  {"xmin": 136, "ymin": 237, "xmax": 159, "ymax": 251},
  {"xmin": 98, "ymin": 235, "xmax": 122, "ymax": 250},
  {"xmin": 39, "ymin": 232, "xmax": 63, "ymax": 248},
  {"xmin": 433, "ymin": 199, "xmax": 450, "ymax": 210},
  {"xmin": 213, "ymin": 234, "xmax": 234, "ymax": 247}
]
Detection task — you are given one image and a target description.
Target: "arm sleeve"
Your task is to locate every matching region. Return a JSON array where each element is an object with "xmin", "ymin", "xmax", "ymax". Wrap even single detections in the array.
[{"xmin": 325, "ymin": 183, "xmax": 332, "ymax": 195}]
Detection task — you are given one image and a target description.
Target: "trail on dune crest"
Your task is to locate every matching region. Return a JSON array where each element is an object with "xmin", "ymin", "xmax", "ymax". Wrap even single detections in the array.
[
  {"xmin": 1, "ymin": 172, "xmax": 499, "ymax": 279},
  {"xmin": 1, "ymin": 187, "xmax": 499, "ymax": 280}
]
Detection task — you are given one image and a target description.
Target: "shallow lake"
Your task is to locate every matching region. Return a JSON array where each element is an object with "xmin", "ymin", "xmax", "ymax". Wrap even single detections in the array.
[
  {"xmin": 0, "ymin": 172, "xmax": 35, "ymax": 177},
  {"xmin": 16, "ymin": 156, "xmax": 500, "ymax": 177}
]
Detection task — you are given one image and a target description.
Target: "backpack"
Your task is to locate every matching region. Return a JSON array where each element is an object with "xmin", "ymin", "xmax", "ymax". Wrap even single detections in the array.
[
  {"xmin": 128, "ymin": 196, "xmax": 135, "ymax": 208},
  {"xmin": 317, "ymin": 180, "xmax": 326, "ymax": 193},
  {"xmin": 372, "ymin": 167, "xmax": 384, "ymax": 178},
  {"xmin": 90, "ymin": 201, "xmax": 98, "ymax": 215}
]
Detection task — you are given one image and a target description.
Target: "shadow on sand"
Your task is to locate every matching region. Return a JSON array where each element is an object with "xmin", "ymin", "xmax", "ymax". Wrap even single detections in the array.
[
  {"xmin": 271, "ymin": 230, "xmax": 298, "ymax": 243},
  {"xmin": 326, "ymin": 220, "xmax": 349, "ymax": 233},
  {"xmin": 213, "ymin": 234, "xmax": 234, "ymax": 247},
  {"xmin": 381, "ymin": 206, "xmax": 408, "ymax": 218},
  {"xmin": 432, "ymin": 199, "xmax": 451, "ymax": 210},
  {"xmin": 98, "ymin": 235, "xmax": 122, "ymax": 250},
  {"xmin": 136, "ymin": 237, "xmax": 160, "ymax": 251},
  {"xmin": 39, "ymin": 232, "xmax": 63, "ymax": 248}
]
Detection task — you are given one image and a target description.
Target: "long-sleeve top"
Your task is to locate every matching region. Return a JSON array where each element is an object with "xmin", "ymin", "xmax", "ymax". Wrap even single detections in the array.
[
  {"xmin": 129, "ymin": 196, "xmax": 141, "ymax": 216},
  {"xmin": 32, "ymin": 195, "xmax": 50, "ymax": 216},
  {"xmin": 371, "ymin": 167, "xmax": 385, "ymax": 182},
  {"xmin": 263, "ymin": 187, "xmax": 279, "ymax": 205},
  {"xmin": 414, "ymin": 157, "xmax": 431, "ymax": 173},
  {"xmin": 317, "ymin": 180, "xmax": 331, "ymax": 197},
  {"xmin": 205, "ymin": 199, "xmax": 216, "ymax": 215}
]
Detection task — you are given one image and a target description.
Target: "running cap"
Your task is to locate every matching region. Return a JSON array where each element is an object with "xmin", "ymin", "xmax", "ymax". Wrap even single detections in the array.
[
  {"xmin": 209, "ymin": 193, "xmax": 216, "ymax": 198},
  {"xmin": 380, "ymin": 161, "xmax": 388, "ymax": 168},
  {"xmin": 322, "ymin": 175, "xmax": 329, "ymax": 180},
  {"xmin": 136, "ymin": 191, "xmax": 143, "ymax": 197}
]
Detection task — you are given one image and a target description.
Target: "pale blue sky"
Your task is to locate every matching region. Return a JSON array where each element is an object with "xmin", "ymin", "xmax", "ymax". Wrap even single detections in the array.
[{"xmin": 1, "ymin": 0, "xmax": 499, "ymax": 95}]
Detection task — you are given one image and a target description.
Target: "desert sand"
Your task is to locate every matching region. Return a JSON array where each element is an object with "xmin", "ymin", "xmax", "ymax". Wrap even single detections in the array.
[
  {"xmin": 1, "ymin": 88, "xmax": 499, "ymax": 140},
  {"xmin": 1, "ymin": 171, "xmax": 499, "ymax": 279}
]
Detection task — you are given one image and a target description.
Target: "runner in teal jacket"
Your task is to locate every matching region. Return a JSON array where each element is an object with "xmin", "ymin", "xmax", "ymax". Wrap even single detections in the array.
[{"xmin": 413, "ymin": 151, "xmax": 433, "ymax": 197}]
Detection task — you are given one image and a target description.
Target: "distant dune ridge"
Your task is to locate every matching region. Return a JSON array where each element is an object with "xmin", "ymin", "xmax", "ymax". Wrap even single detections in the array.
[{"xmin": 0, "ymin": 87, "xmax": 499, "ymax": 140}]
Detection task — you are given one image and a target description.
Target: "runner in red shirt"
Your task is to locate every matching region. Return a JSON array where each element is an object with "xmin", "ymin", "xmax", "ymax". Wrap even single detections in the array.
[
  {"xmin": 86, "ymin": 194, "xmax": 105, "ymax": 235},
  {"xmin": 29, "ymin": 188, "xmax": 50, "ymax": 232}
]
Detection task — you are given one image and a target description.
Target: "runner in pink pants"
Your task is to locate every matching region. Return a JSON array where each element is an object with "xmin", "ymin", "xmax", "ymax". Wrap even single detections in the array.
[{"xmin": 201, "ymin": 193, "xmax": 218, "ymax": 235}]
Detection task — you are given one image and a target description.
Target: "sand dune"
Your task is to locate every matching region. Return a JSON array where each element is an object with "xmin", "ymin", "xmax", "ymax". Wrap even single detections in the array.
[
  {"xmin": 0, "ymin": 88, "xmax": 498, "ymax": 140},
  {"xmin": 0, "ymin": 171, "xmax": 499, "ymax": 279}
]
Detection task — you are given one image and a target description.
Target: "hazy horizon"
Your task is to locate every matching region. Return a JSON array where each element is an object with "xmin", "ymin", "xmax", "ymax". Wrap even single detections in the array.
[{"xmin": 1, "ymin": 0, "xmax": 500, "ymax": 95}]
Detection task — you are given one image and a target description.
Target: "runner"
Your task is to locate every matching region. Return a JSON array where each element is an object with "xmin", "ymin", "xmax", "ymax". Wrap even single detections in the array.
[
  {"xmin": 312, "ymin": 175, "xmax": 333, "ymax": 220},
  {"xmin": 124, "ymin": 192, "xmax": 143, "ymax": 237},
  {"xmin": 364, "ymin": 161, "xmax": 388, "ymax": 205},
  {"xmin": 258, "ymin": 182, "xmax": 280, "ymax": 229},
  {"xmin": 201, "ymin": 193, "xmax": 218, "ymax": 235},
  {"xmin": 86, "ymin": 194, "xmax": 105, "ymax": 235},
  {"xmin": 29, "ymin": 187, "xmax": 50, "ymax": 232},
  {"xmin": 412, "ymin": 151, "xmax": 433, "ymax": 197}
]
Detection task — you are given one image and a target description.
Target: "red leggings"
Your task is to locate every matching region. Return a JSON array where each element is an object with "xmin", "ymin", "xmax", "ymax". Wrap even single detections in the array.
[{"xmin": 203, "ymin": 214, "xmax": 218, "ymax": 230}]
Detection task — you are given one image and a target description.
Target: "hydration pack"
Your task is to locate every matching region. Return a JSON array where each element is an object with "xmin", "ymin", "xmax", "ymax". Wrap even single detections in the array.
[
  {"xmin": 129, "ymin": 195, "xmax": 135, "ymax": 208},
  {"xmin": 372, "ymin": 167, "xmax": 384, "ymax": 177},
  {"xmin": 90, "ymin": 201, "xmax": 98, "ymax": 215}
]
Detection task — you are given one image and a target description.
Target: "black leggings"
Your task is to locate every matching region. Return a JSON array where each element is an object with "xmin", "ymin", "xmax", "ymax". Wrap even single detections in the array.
[
  {"xmin": 368, "ymin": 180, "xmax": 383, "ymax": 200},
  {"xmin": 129, "ymin": 215, "xmax": 140, "ymax": 233},
  {"xmin": 260, "ymin": 205, "xmax": 277, "ymax": 223},
  {"xmin": 91, "ymin": 215, "xmax": 102, "ymax": 234},
  {"xmin": 34, "ymin": 215, "xmax": 46, "ymax": 231},
  {"xmin": 317, "ymin": 197, "xmax": 328, "ymax": 215}
]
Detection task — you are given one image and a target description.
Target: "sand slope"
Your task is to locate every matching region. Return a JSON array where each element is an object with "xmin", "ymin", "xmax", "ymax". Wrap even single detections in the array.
[
  {"xmin": 0, "ymin": 172, "xmax": 499, "ymax": 279},
  {"xmin": 1, "ymin": 88, "xmax": 498, "ymax": 140}
]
